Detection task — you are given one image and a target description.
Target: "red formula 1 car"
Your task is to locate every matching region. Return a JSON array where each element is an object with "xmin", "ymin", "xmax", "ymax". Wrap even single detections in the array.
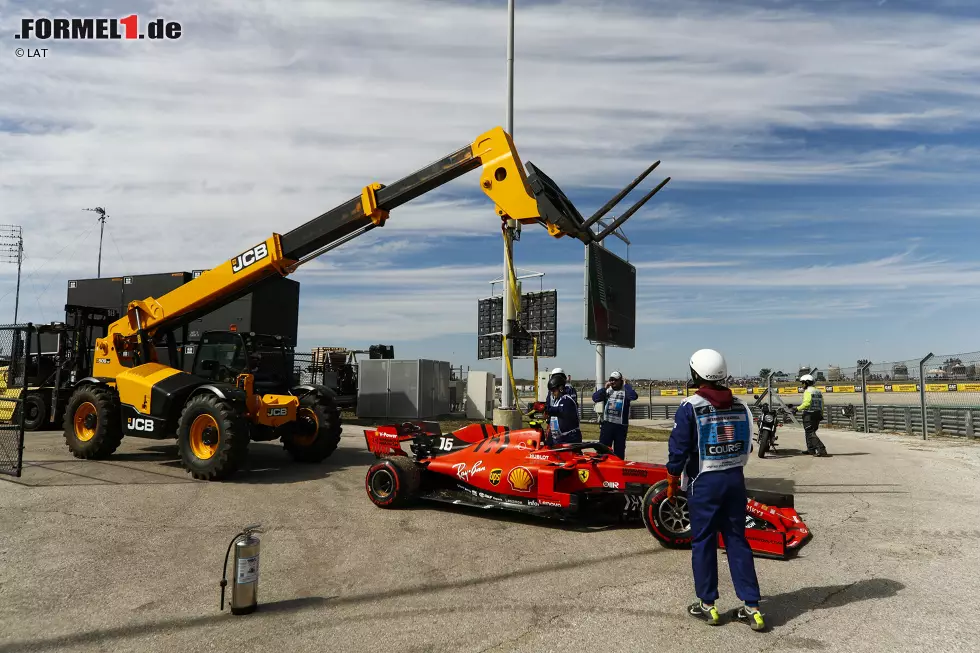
[{"xmin": 362, "ymin": 412, "xmax": 812, "ymax": 560}]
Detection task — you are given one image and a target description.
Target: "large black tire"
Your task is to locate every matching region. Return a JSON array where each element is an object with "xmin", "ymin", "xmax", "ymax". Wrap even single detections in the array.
[
  {"xmin": 757, "ymin": 429, "xmax": 771, "ymax": 458},
  {"xmin": 642, "ymin": 480, "xmax": 692, "ymax": 549},
  {"xmin": 281, "ymin": 392, "xmax": 342, "ymax": 463},
  {"xmin": 365, "ymin": 456, "xmax": 422, "ymax": 508},
  {"xmin": 23, "ymin": 392, "xmax": 48, "ymax": 431},
  {"xmin": 177, "ymin": 394, "xmax": 250, "ymax": 481},
  {"xmin": 63, "ymin": 385, "xmax": 123, "ymax": 459}
]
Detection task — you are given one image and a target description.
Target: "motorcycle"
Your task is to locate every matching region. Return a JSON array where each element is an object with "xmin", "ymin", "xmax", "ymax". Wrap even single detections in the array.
[{"xmin": 755, "ymin": 402, "xmax": 780, "ymax": 458}]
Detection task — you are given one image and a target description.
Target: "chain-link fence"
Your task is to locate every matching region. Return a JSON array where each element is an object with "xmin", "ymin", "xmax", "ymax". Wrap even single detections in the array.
[
  {"xmin": 596, "ymin": 349, "xmax": 980, "ymax": 440},
  {"xmin": 289, "ymin": 351, "xmax": 319, "ymax": 386},
  {"xmin": 918, "ymin": 350, "xmax": 980, "ymax": 438},
  {"xmin": 0, "ymin": 324, "xmax": 30, "ymax": 477}
]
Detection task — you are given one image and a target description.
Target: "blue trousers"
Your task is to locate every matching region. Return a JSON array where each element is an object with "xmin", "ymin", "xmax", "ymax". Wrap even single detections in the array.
[
  {"xmin": 687, "ymin": 467, "xmax": 761, "ymax": 605},
  {"xmin": 599, "ymin": 422, "xmax": 627, "ymax": 459}
]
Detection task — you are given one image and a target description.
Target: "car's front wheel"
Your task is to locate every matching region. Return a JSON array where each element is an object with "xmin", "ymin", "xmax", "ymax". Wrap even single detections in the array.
[{"xmin": 642, "ymin": 480, "xmax": 692, "ymax": 548}]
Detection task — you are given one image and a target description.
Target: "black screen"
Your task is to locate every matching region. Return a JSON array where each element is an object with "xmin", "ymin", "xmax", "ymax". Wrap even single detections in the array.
[{"xmin": 585, "ymin": 243, "xmax": 636, "ymax": 348}]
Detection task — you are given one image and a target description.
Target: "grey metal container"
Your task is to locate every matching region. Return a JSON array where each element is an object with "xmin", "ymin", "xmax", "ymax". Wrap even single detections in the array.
[{"xmin": 357, "ymin": 359, "xmax": 450, "ymax": 419}]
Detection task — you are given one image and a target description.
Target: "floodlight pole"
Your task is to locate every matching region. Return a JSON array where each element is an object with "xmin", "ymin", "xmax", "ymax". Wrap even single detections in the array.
[
  {"xmin": 13, "ymin": 233, "xmax": 22, "ymax": 324},
  {"xmin": 98, "ymin": 214, "xmax": 105, "ymax": 278},
  {"xmin": 500, "ymin": 0, "xmax": 519, "ymax": 412},
  {"xmin": 84, "ymin": 207, "xmax": 107, "ymax": 278},
  {"xmin": 0, "ymin": 225, "xmax": 24, "ymax": 323}
]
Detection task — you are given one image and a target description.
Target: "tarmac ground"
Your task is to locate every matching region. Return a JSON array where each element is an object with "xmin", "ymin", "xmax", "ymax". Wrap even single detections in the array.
[{"xmin": 1, "ymin": 423, "xmax": 979, "ymax": 652}]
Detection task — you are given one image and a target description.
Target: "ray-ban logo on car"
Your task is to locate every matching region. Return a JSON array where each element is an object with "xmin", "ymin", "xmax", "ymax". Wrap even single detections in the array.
[
  {"xmin": 232, "ymin": 243, "xmax": 269, "ymax": 274},
  {"xmin": 15, "ymin": 15, "xmax": 182, "ymax": 41}
]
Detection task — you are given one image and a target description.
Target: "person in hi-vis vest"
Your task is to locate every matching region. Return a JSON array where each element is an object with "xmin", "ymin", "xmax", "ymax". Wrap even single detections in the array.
[
  {"xmin": 792, "ymin": 374, "xmax": 828, "ymax": 456},
  {"xmin": 666, "ymin": 349, "xmax": 767, "ymax": 632},
  {"xmin": 592, "ymin": 371, "xmax": 637, "ymax": 459}
]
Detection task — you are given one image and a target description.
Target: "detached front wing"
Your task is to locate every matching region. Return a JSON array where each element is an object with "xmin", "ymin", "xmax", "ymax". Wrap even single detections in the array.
[{"xmin": 719, "ymin": 497, "xmax": 812, "ymax": 560}]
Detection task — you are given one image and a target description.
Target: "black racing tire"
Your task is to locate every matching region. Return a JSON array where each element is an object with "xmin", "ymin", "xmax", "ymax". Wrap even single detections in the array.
[
  {"xmin": 758, "ymin": 429, "xmax": 771, "ymax": 458},
  {"xmin": 282, "ymin": 392, "xmax": 342, "ymax": 463},
  {"xmin": 642, "ymin": 480, "xmax": 692, "ymax": 549},
  {"xmin": 63, "ymin": 385, "xmax": 123, "ymax": 459},
  {"xmin": 177, "ymin": 394, "xmax": 250, "ymax": 481},
  {"xmin": 23, "ymin": 392, "xmax": 48, "ymax": 431},
  {"xmin": 365, "ymin": 456, "xmax": 422, "ymax": 509}
]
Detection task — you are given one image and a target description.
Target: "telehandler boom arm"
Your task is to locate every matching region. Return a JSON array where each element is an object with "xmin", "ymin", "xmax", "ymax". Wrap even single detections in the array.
[{"xmin": 93, "ymin": 126, "xmax": 668, "ymax": 372}]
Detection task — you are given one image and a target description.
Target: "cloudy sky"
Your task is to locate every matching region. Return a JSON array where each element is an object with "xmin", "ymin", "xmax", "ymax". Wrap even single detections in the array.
[{"xmin": 3, "ymin": 0, "xmax": 980, "ymax": 381}]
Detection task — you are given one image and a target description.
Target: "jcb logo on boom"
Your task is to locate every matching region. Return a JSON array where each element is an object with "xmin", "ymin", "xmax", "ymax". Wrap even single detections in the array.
[
  {"xmin": 127, "ymin": 417, "xmax": 155, "ymax": 432},
  {"xmin": 267, "ymin": 407, "xmax": 288, "ymax": 416},
  {"xmin": 231, "ymin": 243, "xmax": 269, "ymax": 274}
]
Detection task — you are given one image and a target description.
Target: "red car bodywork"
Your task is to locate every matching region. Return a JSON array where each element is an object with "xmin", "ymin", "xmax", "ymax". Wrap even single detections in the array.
[{"xmin": 364, "ymin": 420, "xmax": 811, "ymax": 560}]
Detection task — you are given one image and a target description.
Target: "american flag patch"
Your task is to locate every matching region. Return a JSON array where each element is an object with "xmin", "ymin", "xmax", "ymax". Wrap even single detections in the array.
[{"xmin": 717, "ymin": 424, "xmax": 736, "ymax": 442}]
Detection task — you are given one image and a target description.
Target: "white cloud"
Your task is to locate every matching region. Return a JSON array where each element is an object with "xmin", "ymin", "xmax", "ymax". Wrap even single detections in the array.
[
  {"xmin": 3, "ymin": 0, "xmax": 980, "ymax": 370},
  {"xmin": 643, "ymin": 251, "xmax": 980, "ymax": 289}
]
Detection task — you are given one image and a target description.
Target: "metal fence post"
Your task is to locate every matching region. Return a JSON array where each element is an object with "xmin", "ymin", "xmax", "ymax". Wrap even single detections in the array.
[
  {"xmin": 918, "ymin": 352, "xmax": 932, "ymax": 440},
  {"xmin": 861, "ymin": 361, "xmax": 872, "ymax": 433}
]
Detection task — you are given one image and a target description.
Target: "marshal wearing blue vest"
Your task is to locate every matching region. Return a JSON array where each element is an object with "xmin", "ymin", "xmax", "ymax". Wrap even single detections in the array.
[
  {"xmin": 666, "ymin": 348, "xmax": 767, "ymax": 632},
  {"xmin": 540, "ymin": 375, "xmax": 582, "ymax": 446}
]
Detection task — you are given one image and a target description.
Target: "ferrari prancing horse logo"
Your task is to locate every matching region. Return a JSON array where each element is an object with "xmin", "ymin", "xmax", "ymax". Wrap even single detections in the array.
[{"xmin": 578, "ymin": 469, "xmax": 590, "ymax": 483}]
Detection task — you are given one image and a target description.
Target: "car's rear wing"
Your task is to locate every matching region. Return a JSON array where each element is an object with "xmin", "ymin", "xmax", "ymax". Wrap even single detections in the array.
[{"xmin": 363, "ymin": 423, "xmax": 436, "ymax": 458}]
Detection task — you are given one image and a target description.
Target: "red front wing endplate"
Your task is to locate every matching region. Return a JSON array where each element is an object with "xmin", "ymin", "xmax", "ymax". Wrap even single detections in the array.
[{"xmin": 720, "ymin": 497, "xmax": 811, "ymax": 560}]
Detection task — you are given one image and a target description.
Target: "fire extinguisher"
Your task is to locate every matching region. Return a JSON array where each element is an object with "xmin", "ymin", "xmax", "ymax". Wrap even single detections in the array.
[{"xmin": 219, "ymin": 524, "xmax": 262, "ymax": 615}]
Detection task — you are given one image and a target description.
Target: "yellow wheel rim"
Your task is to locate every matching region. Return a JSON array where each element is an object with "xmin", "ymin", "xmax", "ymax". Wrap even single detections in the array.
[
  {"xmin": 74, "ymin": 402, "xmax": 97, "ymax": 442},
  {"xmin": 189, "ymin": 414, "xmax": 220, "ymax": 460},
  {"xmin": 291, "ymin": 407, "xmax": 319, "ymax": 447}
]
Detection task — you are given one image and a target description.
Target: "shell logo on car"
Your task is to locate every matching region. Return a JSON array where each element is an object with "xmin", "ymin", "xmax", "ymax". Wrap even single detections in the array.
[{"xmin": 507, "ymin": 466, "xmax": 534, "ymax": 492}]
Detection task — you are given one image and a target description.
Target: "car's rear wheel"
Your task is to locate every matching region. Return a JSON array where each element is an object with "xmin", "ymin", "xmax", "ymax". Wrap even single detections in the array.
[
  {"xmin": 642, "ymin": 480, "xmax": 692, "ymax": 548},
  {"xmin": 365, "ymin": 456, "xmax": 421, "ymax": 508}
]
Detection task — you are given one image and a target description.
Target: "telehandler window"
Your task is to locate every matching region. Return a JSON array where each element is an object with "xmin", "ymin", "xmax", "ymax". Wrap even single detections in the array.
[{"xmin": 193, "ymin": 332, "xmax": 247, "ymax": 382}]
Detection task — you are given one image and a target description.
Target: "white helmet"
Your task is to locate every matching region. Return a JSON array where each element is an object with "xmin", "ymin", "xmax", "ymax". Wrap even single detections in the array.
[
  {"xmin": 690, "ymin": 349, "xmax": 727, "ymax": 382},
  {"xmin": 550, "ymin": 367, "xmax": 564, "ymax": 376},
  {"xmin": 800, "ymin": 374, "xmax": 814, "ymax": 383}
]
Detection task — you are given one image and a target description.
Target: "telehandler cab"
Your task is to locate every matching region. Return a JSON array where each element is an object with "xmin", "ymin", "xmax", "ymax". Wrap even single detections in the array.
[{"xmin": 62, "ymin": 126, "xmax": 669, "ymax": 480}]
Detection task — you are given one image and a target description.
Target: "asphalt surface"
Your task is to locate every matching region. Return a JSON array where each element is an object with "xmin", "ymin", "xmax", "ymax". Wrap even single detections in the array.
[{"xmin": 2, "ymin": 424, "xmax": 979, "ymax": 652}]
